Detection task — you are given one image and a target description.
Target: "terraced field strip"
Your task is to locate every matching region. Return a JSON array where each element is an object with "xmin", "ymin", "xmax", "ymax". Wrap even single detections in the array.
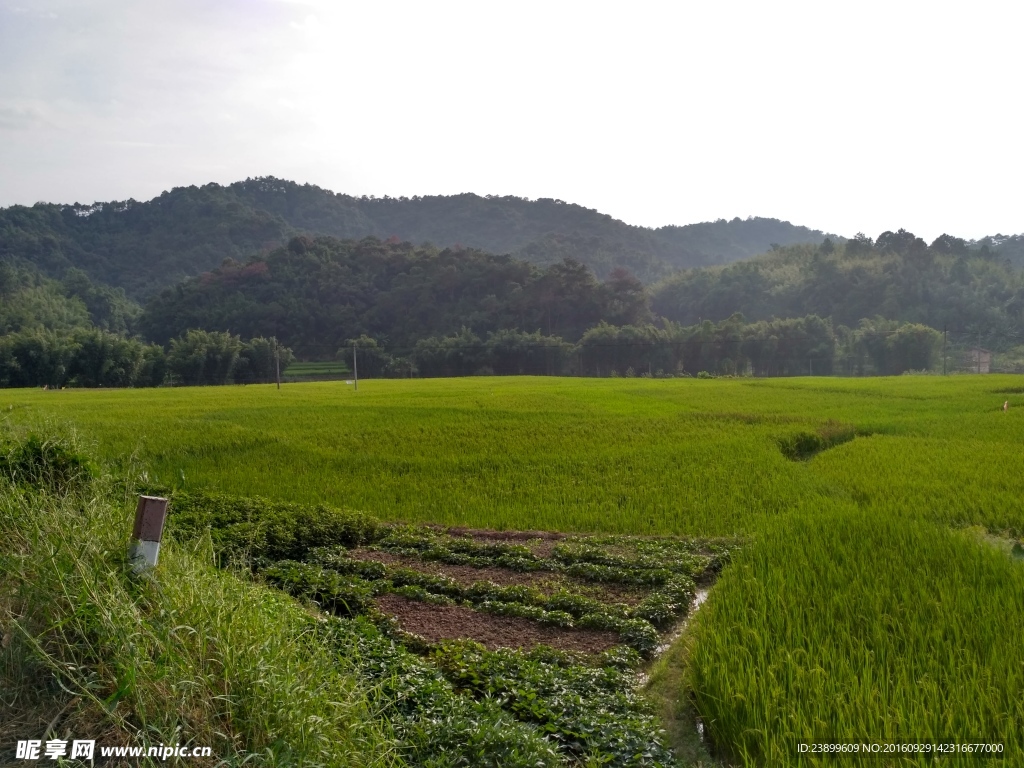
[{"xmin": 169, "ymin": 490, "xmax": 739, "ymax": 767}]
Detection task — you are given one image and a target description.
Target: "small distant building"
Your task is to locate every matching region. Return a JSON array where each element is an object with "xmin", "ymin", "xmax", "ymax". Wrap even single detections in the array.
[{"xmin": 965, "ymin": 347, "xmax": 992, "ymax": 374}]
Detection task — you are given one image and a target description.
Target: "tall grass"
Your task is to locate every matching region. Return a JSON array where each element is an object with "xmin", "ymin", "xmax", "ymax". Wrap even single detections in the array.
[
  {"xmin": 688, "ymin": 506, "xmax": 1024, "ymax": 766},
  {"xmin": 0, "ymin": 433, "xmax": 396, "ymax": 767}
]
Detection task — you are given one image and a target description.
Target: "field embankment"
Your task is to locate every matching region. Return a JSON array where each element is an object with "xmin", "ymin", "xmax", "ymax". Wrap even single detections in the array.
[{"xmin": 0, "ymin": 433, "xmax": 393, "ymax": 767}]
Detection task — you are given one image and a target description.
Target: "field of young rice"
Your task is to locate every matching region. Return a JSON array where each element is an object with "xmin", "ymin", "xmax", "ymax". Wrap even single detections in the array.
[
  {"xmin": 689, "ymin": 506, "xmax": 1023, "ymax": 765},
  {"xmin": 3, "ymin": 375, "xmax": 1023, "ymax": 765},
  {"xmin": 6, "ymin": 375, "xmax": 1024, "ymax": 536}
]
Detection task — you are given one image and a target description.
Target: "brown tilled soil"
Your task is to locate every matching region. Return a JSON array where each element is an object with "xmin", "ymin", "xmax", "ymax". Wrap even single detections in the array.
[
  {"xmin": 351, "ymin": 548, "xmax": 648, "ymax": 605},
  {"xmin": 376, "ymin": 594, "xmax": 621, "ymax": 654}
]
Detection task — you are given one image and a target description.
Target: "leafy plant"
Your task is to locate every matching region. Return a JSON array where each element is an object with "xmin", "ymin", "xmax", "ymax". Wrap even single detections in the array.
[
  {"xmin": 168, "ymin": 491, "xmax": 381, "ymax": 564},
  {"xmin": 0, "ymin": 433, "xmax": 95, "ymax": 493}
]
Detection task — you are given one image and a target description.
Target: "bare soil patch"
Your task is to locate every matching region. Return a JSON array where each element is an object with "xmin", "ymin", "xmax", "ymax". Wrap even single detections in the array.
[{"xmin": 376, "ymin": 594, "xmax": 621, "ymax": 654}]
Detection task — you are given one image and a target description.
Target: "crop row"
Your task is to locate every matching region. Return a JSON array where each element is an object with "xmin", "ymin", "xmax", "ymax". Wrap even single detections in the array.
[
  {"xmin": 373, "ymin": 526, "xmax": 731, "ymax": 586},
  {"xmin": 161, "ymin": 489, "xmax": 712, "ymax": 763},
  {"xmin": 317, "ymin": 615, "xmax": 677, "ymax": 767},
  {"xmin": 263, "ymin": 555, "xmax": 692, "ymax": 656}
]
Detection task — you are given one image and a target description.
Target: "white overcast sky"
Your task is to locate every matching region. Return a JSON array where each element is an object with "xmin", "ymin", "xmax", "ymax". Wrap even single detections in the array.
[{"xmin": 1, "ymin": 0, "xmax": 1021, "ymax": 241}]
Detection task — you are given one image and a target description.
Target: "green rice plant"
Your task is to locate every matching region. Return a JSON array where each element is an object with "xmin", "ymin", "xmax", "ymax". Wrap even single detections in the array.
[
  {"xmin": 0, "ymin": 377, "xmax": 856, "ymax": 535},
  {"xmin": 7, "ymin": 375, "xmax": 1024, "ymax": 536},
  {"xmin": 9, "ymin": 374, "xmax": 1024, "ymax": 765},
  {"xmin": 688, "ymin": 506, "xmax": 1024, "ymax": 767}
]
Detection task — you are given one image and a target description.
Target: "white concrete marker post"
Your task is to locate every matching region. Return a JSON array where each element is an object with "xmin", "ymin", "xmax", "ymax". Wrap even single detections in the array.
[{"xmin": 129, "ymin": 495, "xmax": 169, "ymax": 573}]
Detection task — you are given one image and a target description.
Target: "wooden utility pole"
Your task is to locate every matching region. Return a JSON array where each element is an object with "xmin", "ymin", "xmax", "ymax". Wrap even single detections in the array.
[
  {"xmin": 275, "ymin": 340, "xmax": 281, "ymax": 390},
  {"xmin": 353, "ymin": 343, "xmax": 358, "ymax": 391},
  {"xmin": 942, "ymin": 325, "xmax": 947, "ymax": 375}
]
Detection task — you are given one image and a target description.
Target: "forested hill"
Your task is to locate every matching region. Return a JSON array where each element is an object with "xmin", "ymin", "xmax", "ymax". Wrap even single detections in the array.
[
  {"xmin": 138, "ymin": 236, "xmax": 650, "ymax": 356},
  {"xmin": 0, "ymin": 177, "xmax": 837, "ymax": 297},
  {"xmin": 0, "ymin": 260, "xmax": 140, "ymax": 336},
  {"xmin": 651, "ymin": 231, "xmax": 1024, "ymax": 335}
]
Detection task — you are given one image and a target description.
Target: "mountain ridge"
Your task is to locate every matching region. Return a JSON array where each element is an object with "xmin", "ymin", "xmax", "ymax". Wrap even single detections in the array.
[{"xmin": 0, "ymin": 177, "xmax": 840, "ymax": 297}]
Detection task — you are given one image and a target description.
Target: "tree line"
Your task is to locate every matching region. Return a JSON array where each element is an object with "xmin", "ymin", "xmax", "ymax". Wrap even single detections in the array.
[
  {"xmin": 0, "ymin": 328, "xmax": 293, "ymax": 389},
  {"xmin": 339, "ymin": 314, "xmax": 946, "ymax": 379},
  {"xmin": 2, "ymin": 224, "xmax": 1021, "ymax": 388}
]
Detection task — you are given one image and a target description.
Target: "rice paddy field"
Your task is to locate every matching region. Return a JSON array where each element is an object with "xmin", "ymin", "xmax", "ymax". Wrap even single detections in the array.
[{"xmin": 3, "ymin": 375, "xmax": 1024, "ymax": 766}]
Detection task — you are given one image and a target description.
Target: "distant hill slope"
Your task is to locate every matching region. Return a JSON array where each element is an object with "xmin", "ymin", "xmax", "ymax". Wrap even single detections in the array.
[
  {"xmin": 0, "ymin": 177, "xmax": 839, "ymax": 297},
  {"xmin": 0, "ymin": 187, "xmax": 289, "ymax": 298},
  {"xmin": 650, "ymin": 234, "xmax": 1024, "ymax": 334},
  {"xmin": 0, "ymin": 259, "xmax": 140, "ymax": 335}
]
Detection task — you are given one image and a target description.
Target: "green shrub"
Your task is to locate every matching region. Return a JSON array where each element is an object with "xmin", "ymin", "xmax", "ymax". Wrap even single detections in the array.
[
  {"xmin": 0, "ymin": 433, "xmax": 95, "ymax": 494},
  {"xmin": 477, "ymin": 601, "xmax": 575, "ymax": 628},
  {"xmin": 431, "ymin": 641, "xmax": 676, "ymax": 766},
  {"xmin": 630, "ymin": 576, "xmax": 696, "ymax": 628},
  {"xmin": 168, "ymin": 491, "xmax": 380, "ymax": 563},
  {"xmin": 261, "ymin": 560, "xmax": 376, "ymax": 617},
  {"xmin": 323, "ymin": 618, "xmax": 561, "ymax": 768},
  {"xmin": 778, "ymin": 419, "xmax": 856, "ymax": 460}
]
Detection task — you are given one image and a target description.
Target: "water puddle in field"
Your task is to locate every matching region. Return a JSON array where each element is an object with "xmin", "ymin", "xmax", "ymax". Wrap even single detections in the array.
[
  {"xmin": 963, "ymin": 527, "xmax": 1024, "ymax": 562},
  {"xmin": 654, "ymin": 587, "xmax": 710, "ymax": 656},
  {"xmin": 636, "ymin": 587, "xmax": 711, "ymax": 690},
  {"xmin": 636, "ymin": 587, "xmax": 713, "ymax": 751}
]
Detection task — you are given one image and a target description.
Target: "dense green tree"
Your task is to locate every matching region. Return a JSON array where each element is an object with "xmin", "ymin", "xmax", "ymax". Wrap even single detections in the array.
[
  {"xmin": 851, "ymin": 319, "xmax": 941, "ymax": 375},
  {"xmin": 61, "ymin": 268, "xmax": 141, "ymax": 334},
  {"xmin": 0, "ymin": 329, "xmax": 79, "ymax": 388},
  {"xmin": 340, "ymin": 336, "xmax": 392, "ymax": 379},
  {"xmin": 579, "ymin": 322, "xmax": 677, "ymax": 377},
  {"xmin": 65, "ymin": 328, "xmax": 144, "ymax": 387},
  {"xmin": 139, "ymin": 239, "xmax": 629, "ymax": 356},
  {"xmin": 234, "ymin": 337, "xmax": 294, "ymax": 384},
  {"xmin": 651, "ymin": 233, "xmax": 1024, "ymax": 340},
  {"xmin": 166, "ymin": 330, "xmax": 244, "ymax": 386},
  {"xmin": 484, "ymin": 330, "xmax": 573, "ymax": 376}
]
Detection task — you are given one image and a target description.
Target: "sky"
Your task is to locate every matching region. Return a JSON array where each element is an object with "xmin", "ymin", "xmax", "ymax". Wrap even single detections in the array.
[{"xmin": 1, "ymin": 0, "xmax": 1021, "ymax": 242}]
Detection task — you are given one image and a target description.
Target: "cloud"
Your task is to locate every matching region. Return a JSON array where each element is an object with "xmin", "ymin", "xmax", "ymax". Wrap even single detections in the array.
[
  {"xmin": 1, "ymin": 1, "xmax": 1023, "ymax": 240},
  {"xmin": 0, "ymin": 103, "xmax": 52, "ymax": 131}
]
